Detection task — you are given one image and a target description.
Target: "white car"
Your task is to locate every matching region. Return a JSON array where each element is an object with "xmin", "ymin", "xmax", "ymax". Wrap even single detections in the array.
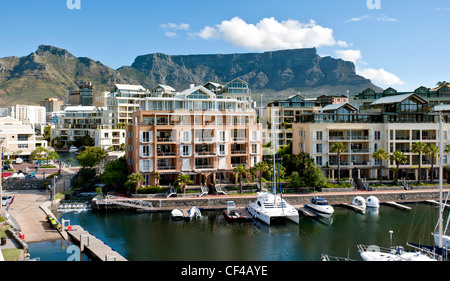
[{"xmin": 2, "ymin": 196, "xmax": 13, "ymax": 206}]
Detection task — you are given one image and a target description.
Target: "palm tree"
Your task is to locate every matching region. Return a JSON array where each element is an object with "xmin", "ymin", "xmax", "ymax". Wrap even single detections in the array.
[
  {"xmin": 372, "ymin": 148, "xmax": 390, "ymax": 185},
  {"xmin": 425, "ymin": 144, "xmax": 439, "ymax": 184},
  {"xmin": 330, "ymin": 142, "xmax": 347, "ymax": 184},
  {"xmin": 254, "ymin": 161, "xmax": 269, "ymax": 190},
  {"xmin": 177, "ymin": 174, "xmax": 193, "ymax": 194},
  {"xmin": 390, "ymin": 151, "xmax": 407, "ymax": 185},
  {"xmin": 233, "ymin": 164, "xmax": 247, "ymax": 193},
  {"xmin": 155, "ymin": 171, "xmax": 161, "ymax": 186},
  {"xmin": 127, "ymin": 173, "xmax": 144, "ymax": 194},
  {"xmin": 411, "ymin": 141, "xmax": 427, "ymax": 184}
]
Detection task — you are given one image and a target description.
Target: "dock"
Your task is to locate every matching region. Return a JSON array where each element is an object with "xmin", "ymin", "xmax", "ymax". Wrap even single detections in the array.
[
  {"xmin": 340, "ymin": 203, "xmax": 365, "ymax": 213},
  {"xmin": 67, "ymin": 225, "xmax": 127, "ymax": 261},
  {"xmin": 383, "ymin": 201, "xmax": 412, "ymax": 210},
  {"xmin": 424, "ymin": 200, "xmax": 450, "ymax": 208},
  {"xmin": 297, "ymin": 206, "xmax": 318, "ymax": 217}
]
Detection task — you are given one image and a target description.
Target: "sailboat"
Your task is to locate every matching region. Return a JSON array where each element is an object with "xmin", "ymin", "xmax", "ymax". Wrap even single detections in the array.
[{"xmin": 247, "ymin": 105, "xmax": 299, "ymax": 225}]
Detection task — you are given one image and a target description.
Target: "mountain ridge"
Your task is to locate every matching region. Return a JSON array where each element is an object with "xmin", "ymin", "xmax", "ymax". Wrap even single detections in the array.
[{"xmin": 0, "ymin": 45, "xmax": 382, "ymax": 106}]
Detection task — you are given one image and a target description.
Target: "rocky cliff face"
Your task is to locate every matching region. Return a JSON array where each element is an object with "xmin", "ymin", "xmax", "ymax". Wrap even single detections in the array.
[
  {"xmin": 0, "ymin": 45, "xmax": 381, "ymax": 106},
  {"xmin": 119, "ymin": 48, "xmax": 378, "ymax": 93}
]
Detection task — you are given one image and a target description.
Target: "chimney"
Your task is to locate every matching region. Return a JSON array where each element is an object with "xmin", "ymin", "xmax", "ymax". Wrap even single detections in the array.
[{"xmin": 190, "ymin": 84, "xmax": 195, "ymax": 89}]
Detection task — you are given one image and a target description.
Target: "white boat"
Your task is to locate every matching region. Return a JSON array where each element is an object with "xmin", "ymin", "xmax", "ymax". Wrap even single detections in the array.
[
  {"xmin": 247, "ymin": 190, "xmax": 299, "ymax": 225},
  {"xmin": 352, "ymin": 196, "xmax": 366, "ymax": 209},
  {"xmin": 366, "ymin": 196, "xmax": 380, "ymax": 208},
  {"xmin": 358, "ymin": 244, "xmax": 436, "ymax": 261},
  {"xmin": 69, "ymin": 146, "xmax": 78, "ymax": 152},
  {"xmin": 187, "ymin": 207, "xmax": 202, "ymax": 220},
  {"xmin": 171, "ymin": 209, "xmax": 184, "ymax": 220},
  {"xmin": 304, "ymin": 197, "xmax": 334, "ymax": 218}
]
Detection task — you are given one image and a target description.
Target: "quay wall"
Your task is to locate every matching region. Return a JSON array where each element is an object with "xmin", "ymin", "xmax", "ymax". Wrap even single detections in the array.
[{"xmin": 92, "ymin": 189, "xmax": 447, "ymax": 212}]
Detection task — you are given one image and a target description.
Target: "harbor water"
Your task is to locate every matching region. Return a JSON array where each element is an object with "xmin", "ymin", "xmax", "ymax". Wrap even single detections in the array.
[{"xmin": 27, "ymin": 202, "xmax": 447, "ymax": 261}]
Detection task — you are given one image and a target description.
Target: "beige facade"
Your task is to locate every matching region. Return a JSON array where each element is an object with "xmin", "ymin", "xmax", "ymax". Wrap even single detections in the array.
[
  {"xmin": 126, "ymin": 108, "xmax": 262, "ymax": 186},
  {"xmin": 292, "ymin": 122, "xmax": 450, "ymax": 180}
]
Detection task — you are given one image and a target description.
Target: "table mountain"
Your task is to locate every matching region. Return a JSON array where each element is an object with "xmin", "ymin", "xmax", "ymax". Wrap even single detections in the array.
[{"xmin": 118, "ymin": 48, "xmax": 381, "ymax": 99}]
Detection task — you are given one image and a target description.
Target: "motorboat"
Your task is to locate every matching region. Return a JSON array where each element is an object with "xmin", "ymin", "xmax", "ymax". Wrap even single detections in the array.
[
  {"xmin": 366, "ymin": 196, "xmax": 380, "ymax": 208},
  {"xmin": 304, "ymin": 197, "xmax": 334, "ymax": 218},
  {"xmin": 170, "ymin": 209, "xmax": 184, "ymax": 220},
  {"xmin": 247, "ymin": 190, "xmax": 299, "ymax": 225},
  {"xmin": 352, "ymin": 196, "xmax": 366, "ymax": 209},
  {"xmin": 223, "ymin": 201, "xmax": 252, "ymax": 223},
  {"xmin": 187, "ymin": 207, "xmax": 202, "ymax": 220},
  {"xmin": 69, "ymin": 146, "xmax": 79, "ymax": 152}
]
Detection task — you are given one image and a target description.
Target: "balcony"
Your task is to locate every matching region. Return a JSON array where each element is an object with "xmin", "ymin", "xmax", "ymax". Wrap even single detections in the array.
[
  {"xmin": 194, "ymin": 137, "xmax": 214, "ymax": 143},
  {"xmin": 195, "ymin": 165, "xmax": 215, "ymax": 170}
]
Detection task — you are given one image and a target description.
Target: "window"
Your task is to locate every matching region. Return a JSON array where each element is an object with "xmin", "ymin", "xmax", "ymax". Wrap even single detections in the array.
[
  {"xmin": 181, "ymin": 145, "xmax": 192, "ymax": 157},
  {"xmin": 140, "ymin": 131, "xmax": 151, "ymax": 143},
  {"xmin": 17, "ymin": 135, "xmax": 28, "ymax": 141},
  {"xmin": 251, "ymin": 143, "xmax": 259, "ymax": 154},
  {"xmin": 218, "ymin": 144, "xmax": 226, "ymax": 156},
  {"xmin": 316, "ymin": 131, "xmax": 323, "ymax": 141},
  {"xmin": 250, "ymin": 131, "xmax": 260, "ymax": 141},
  {"xmin": 180, "ymin": 131, "xmax": 191, "ymax": 143},
  {"xmin": 18, "ymin": 144, "xmax": 28, "ymax": 149},
  {"xmin": 316, "ymin": 144, "xmax": 323, "ymax": 153},
  {"xmin": 375, "ymin": 131, "xmax": 381, "ymax": 140},
  {"xmin": 140, "ymin": 145, "xmax": 152, "ymax": 157},
  {"xmin": 219, "ymin": 131, "xmax": 227, "ymax": 142}
]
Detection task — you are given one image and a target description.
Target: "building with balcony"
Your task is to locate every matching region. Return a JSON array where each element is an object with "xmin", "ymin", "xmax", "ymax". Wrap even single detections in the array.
[
  {"xmin": 0, "ymin": 116, "xmax": 47, "ymax": 160},
  {"xmin": 126, "ymin": 84, "xmax": 262, "ymax": 186},
  {"xmin": 292, "ymin": 93, "xmax": 450, "ymax": 181}
]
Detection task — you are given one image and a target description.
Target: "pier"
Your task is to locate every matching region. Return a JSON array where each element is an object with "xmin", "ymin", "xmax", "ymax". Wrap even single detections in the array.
[
  {"xmin": 383, "ymin": 201, "xmax": 412, "ymax": 210},
  {"xmin": 66, "ymin": 225, "xmax": 127, "ymax": 261}
]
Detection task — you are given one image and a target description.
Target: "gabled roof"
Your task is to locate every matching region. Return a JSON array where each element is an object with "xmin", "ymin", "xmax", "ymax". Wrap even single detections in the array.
[
  {"xmin": 113, "ymin": 84, "xmax": 147, "ymax": 92},
  {"xmin": 177, "ymin": 85, "xmax": 216, "ymax": 99},
  {"xmin": 152, "ymin": 84, "xmax": 176, "ymax": 92},
  {"xmin": 320, "ymin": 103, "xmax": 357, "ymax": 112},
  {"xmin": 225, "ymin": 77, "xmax": 249, "ymax": 86},
  {"xmin": 204, "ymin": 82, "xmax": 223, "ymax": 88},
  {"xmin": 370, "ymin": 93, "xmax": 427, "ymax": 105}
]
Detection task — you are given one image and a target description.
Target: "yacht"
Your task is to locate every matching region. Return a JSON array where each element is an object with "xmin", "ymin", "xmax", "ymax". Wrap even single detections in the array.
[
  {"xmin": 358, "ymin": 244, "xmax": 436, "ymax": 261},
  {"xmin": 304, "ymin": 197, "xmax": 334, "ymax": 218},
  {"xmin": 69, "ymin": 146, "xmax": 78, "ymax": 152},
  {"xmin": 247, "ymin": 190, "xmax": 299, "ymax": 225}
]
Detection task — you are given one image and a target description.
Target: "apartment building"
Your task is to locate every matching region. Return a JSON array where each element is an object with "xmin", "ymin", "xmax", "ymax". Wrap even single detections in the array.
[
  {"xmin": 8, "ymin": 104, "xmax": 46, "ymax": 126},
  {"xmin": 51, "ymin": 105, "xmax": 125, "ymax": 150},
  {"xmin": 292, "ymin": 93, "xmax": 450, "ymax": 181},
  {"xmin": 0, "ymin": 116, "xmax": 47, "ymax": 160},
  {"xmin": 126, "ymin": 84, "xmax": 262, "ymax": 186}
]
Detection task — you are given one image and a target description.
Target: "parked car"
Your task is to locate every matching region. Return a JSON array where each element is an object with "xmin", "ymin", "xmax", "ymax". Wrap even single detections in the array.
[
  {"xmin": 15, "ymin": 158, "xmax": 23, "ymax": 164},
  {"xmin": 2, "ymin": 196, "xmax": 13, "ymax": 206}
]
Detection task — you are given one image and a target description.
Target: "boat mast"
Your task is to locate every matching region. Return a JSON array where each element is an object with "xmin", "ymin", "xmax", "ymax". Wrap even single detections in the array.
[
  {"xmin": 439, "ymin": 111, "xmax": 444, "ymax": 251},
  {"xmin": 272, "ymin": 104, "xmax": 276, "ymax": 195}
]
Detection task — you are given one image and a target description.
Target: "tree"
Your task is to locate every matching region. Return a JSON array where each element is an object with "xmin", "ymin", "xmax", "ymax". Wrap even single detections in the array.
[
  {"xmin": 411, "ymin": 142, "xmax": 427, "ymax": 184},
  {"xmin": 372, "ymin": 148, "xmax": 390, "ymax": 185},
  {"xmin": 127, "ymin": 173, "xmax": 144, "ymax": 194},
  {"xmin": 425, "ymin": 144, "xmax": 439, "ymax": 184},
  {"xmin": 233, "ymin": 164, "xmax": 247, "ymax": 193},
  {"xmin": 437, "ymin": 81, "xmax": 450, "ymax": 87},
  {"xmin": 330, "ymin": 142, "xmax": 347, "ymax": 184},
  {"xmin": 31, "ymin": 146, "xmax": 48, "ymax": 159},
  {"xmin": 155, "ymin": 171, "xmax": 161, "ymax": 186},
  {"xmin": 177, "ymin": 174, "xmax": 193, "ymax": 194},
  {"xmin": 76, "ymin": 147, "xmax": 109, "ymax": 169},
  {"xmin": 102, "ymin": 156, "xmax": 128, "ymax": 189},
  {"xmin": 254, "ymin": 161, "xmax": 269, "ymax": 190},
  {"xmin": 390, "ymin": 151, "xmax": 407, "ymax": 185}
]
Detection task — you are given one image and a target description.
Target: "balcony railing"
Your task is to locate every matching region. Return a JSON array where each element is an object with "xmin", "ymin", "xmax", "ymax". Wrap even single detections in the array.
[
  {"xmin": 157, "ymin": 165, "xmax": 176, "ymax": 170},
  {"xmin": 194, "ymin": 137, "xmax": 214, "ymax": 143},
  {"xmin": 157, "ymin": 151, "xmax": 176, "ymax": 156},
  {"xmin": 231, "ymin": 163, "xmax": 247, "ymax": 167},
  {"xmin": 232, "ymin": 137, "xmax": 247, "ymax": 142},
  {"xmin": 157, "ymin": 137, "xmax": 174, "ymax": 142},
  {"xmin": 194, "ymin": 151, "xmax": 216, "ymax": 156},
  {"xmin": 231, "ymin": 150, "xmax": 247, "ymax": 155},
  {"xmin": 195, "ymin": 165, "xmax": 215, "ymax": 169}
]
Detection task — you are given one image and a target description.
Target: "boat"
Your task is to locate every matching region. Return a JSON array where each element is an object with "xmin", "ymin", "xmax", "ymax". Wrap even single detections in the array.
[
  {"xmin": 247, "ymin": 103, "xmax": 299, "ymax": 226},
  {"xmin": 171, "ymin": 209, "xmax": 184, "ymax": 220},
  {"xmin": 352, "ymin": 196, "xmax": 366, "ymax": 209},
  {"xmin": 187, "ymin": 207, "xmax": 202, "ymax": 220},
  {"xmin": 247, "ymin": 190, "xmax": 299, "ymax": 225},
  {"xmin": 304, "ymin": 197, "xmax": 334, "ymax": 218},
  {"xmin": 69, "ymin": 146, "xmax": 78, "ymax": 152},
  {"xmin": 366, "ymin": 196, "xmax": 380, "ymax": 208},
  {"xmin": 358, "ymin": 244, "xmax": 436, "ymax": 261},
  {"xmin": 223, "ymin": 201, "xmax": 252, "ymax": 223}
]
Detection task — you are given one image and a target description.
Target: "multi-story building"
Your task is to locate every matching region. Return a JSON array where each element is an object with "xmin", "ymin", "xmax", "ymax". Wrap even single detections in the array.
[
  {"xmin": 105, "ymin": 84, "xmax": 149, "ymax": 126},
  {"xmin": 126, "ymin": 84, "xmax": 262, "ymax": 186},
  {"xmin": 7, "ymin": 104, "xmax": 46, "ymax": 130},
  {"xmin": 292, "ymin": 93, "xmax": 449, "ymax": 181},
  {"xmin": 0, "ymin": 116, "xmax": 47, "ymax": 160},
  {"xmin": 40, "ymin": 98, "xmax": 65, "ymax": 124},
  {"xmin": 68, "ymin": 82, "xmax": 94, "ymax": 106},
  {"xmin": 51, "ymin": 105, "xmax": 125, "ymax": 150}
]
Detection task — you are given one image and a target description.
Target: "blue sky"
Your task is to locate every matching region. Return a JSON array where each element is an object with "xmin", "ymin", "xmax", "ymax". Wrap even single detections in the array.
[{"xmin": 0, "ymin": 0, "xmax": 449, "ymax": 91}]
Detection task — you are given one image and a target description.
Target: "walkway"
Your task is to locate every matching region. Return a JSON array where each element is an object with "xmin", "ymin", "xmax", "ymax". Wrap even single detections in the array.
[{"xmin": 5, "ymin": 190, "xmax": 61, "ymax": 243}]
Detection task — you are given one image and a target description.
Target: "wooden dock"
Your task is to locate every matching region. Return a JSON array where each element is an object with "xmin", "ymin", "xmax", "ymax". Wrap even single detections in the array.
[
  {"xmin": 297, "ymin": 206, "xmax": 318, "ymax": 217},
  {"xmin": 424, "ymin": 200, "xmax": 450, "ymax": 208},
  {"xmin": 383, "ymin": 201, "xmax": 412, "ymax": 210},
  {"xmin": 67, "ymin": 225, "xmax": 127, "ymax": 261},
  {"xmin": 340, "ymin": 203, "xmax": 365, "ymax": 213}
]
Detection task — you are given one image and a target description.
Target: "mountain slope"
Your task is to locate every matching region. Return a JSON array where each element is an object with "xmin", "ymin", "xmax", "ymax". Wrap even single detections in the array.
[{"xmin": 0, "ymin": 45, "xmax": 136, "ymax": 105}]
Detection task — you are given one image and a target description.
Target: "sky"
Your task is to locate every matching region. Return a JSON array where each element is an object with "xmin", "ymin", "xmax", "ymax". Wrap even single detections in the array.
[{"xmin": 0, "ymin": 0, "xmax": 449, "ymax": 91}]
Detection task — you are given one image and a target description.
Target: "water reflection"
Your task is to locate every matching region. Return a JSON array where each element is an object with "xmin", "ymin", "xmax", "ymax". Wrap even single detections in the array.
[{"xmin": 25, "ymin": 203, "xmax": 448, "ymax": 261}]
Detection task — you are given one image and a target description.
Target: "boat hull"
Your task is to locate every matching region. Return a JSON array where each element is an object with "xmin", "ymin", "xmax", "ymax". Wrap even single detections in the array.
[
  {"xmin": 304, "ymin": 204, "xmax": 334, "ymax": 218},
  {"xmin": 247, "ymin": 205, "xmax": 299, "ymax": 225}
]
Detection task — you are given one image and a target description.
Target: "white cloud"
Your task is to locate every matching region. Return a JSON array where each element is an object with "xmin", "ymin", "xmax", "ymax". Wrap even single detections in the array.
[
  {"xmin": 335, "ymin": 49, "xmax": 362, "ymax": 63},
  {"xmin": 160, "ymin": 23, "xmax": 190, "ymax": 38},
  {"xmin": 336, "ymin": 49, "xmax": 405, "ymax": 86},
  {"xmin": 345, "ymin": 14, "xmax": 397, "ymax": 23},
  {"xmin": 357, "ymin": 68, "xmax": 405, "ymax": 86},
  {"xmin": 193, "ymin": 17, "xmax": 348, "ymax": 51}
]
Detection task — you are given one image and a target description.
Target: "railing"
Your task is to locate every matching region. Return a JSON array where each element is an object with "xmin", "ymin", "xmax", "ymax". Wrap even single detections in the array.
[
  {"xmin": 157, "ymin": 137, "xmax": 174, "ymax": 142},
  {"xmin": 231, "ymin": 150, "xmax": 247, "ymax": 155},
  {"xmin": 157, "ymin": 152, "xmax": 176, "ymax": 156},
  {"xmin": 157, "ymin": 165, "xmax": 176, "ymax": 170},
  {"xmin": 195, "ymin": 165, "xmax": 214, "ymax": 169},
  {"xmin": 231, "ymin": 163, "xmax": 247, "ymax": 168},
  {"xmin": 194, "ymin": 137, "xmax": 214, "ymax": 143},
  {"xmin": 400, "ymin": 177, "xmax": 411, "ymax": 190},
  {"xmin": 194, "ymin": 151, "xmax": 216, "ymax": 156},
  {"xmin": 232, "ymin": 137, "xmax": 247, "ymax": 142}
]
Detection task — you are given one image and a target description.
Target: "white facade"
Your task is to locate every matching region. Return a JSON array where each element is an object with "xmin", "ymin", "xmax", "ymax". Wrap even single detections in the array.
[{"xmin": 8, "ymin": 105, "xmax": 46, "ymax": 125}]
